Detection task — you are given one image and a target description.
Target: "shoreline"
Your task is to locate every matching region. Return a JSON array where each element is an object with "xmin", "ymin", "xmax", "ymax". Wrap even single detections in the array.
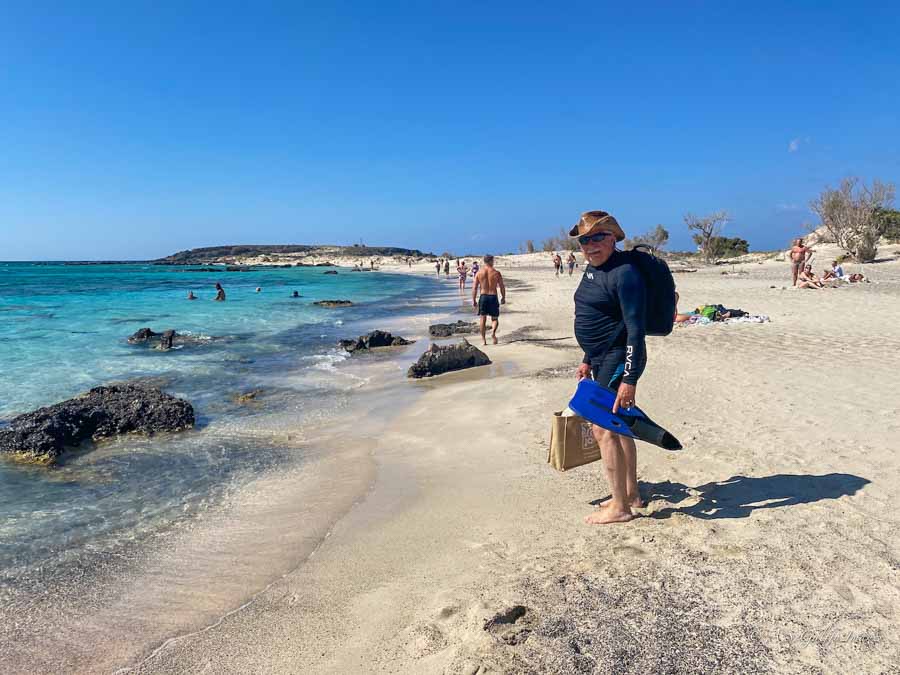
[
  {"xmin": 1, "ymin": 267, "xmax": 462, "ymax": 673},
  {"xmin": 139, "ymin": 255, "xmax": 899, "ymax": 674},
  {"xmin": 6, "ymin": 254, "xmax": 900, "ymax": 673}
]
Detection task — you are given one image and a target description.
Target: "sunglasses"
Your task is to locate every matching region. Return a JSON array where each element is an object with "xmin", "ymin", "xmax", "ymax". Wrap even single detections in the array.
[{"xmin": 578, "ymin": 232, "xmax": 612, "ymax": 245}]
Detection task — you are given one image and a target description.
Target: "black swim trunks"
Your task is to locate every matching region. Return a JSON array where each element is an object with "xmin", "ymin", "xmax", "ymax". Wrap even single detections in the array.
[
  {"xmin": 478, "ymin": 293, "xmax": 500, "ymax": 318},
  {"xmin": 590, "ymin": 341, "xmax": 647, "ymax": 390}
]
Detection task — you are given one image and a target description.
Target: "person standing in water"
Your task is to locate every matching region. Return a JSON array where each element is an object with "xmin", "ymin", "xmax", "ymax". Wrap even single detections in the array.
[
  {"xmin": 214, "ymin": 282, "xmax": 226, "ymax": 301},
  {"xmin": 443, "ymin": 259, "xmax": 450, "ymax": 277},
  {"xmin": 472, "ymin": 254, "xmax": 506, "ymax": 345},
  {"xmin": 187, "ymin": 291, "xmax": 197, "ymax": 300},
  {"xmin": 572, "ymin": 210, "xmax": 647, "ymax": 525},
  {"xmin": 457, "ymin": 260, "xmax": 468, "ymax": 291}
]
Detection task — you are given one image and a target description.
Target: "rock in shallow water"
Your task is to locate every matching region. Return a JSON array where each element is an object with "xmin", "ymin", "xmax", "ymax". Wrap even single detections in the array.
[
  {"xmin": 313, "ymin": 300, "xmax": 353, "ymax": 308},
  {"xmin": 0, "ymin": 384, "xmax": 195, "ymax": 464},
  {"xmin": 407, "ymin": 339, "xmax": 491, "ymax": 378},
  {"xmin": 339, "ymin": 330, "xmax": 414, "ymax": 353}
]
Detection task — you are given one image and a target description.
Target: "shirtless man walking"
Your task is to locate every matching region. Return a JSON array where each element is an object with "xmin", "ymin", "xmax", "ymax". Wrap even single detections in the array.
[
  {"xmin": 472, "ymin": 254, "xmax": 506, "ymax": 345},
  {"xmin": 789, "ymin": 238, "xmax": 813, "ymax": 286}
]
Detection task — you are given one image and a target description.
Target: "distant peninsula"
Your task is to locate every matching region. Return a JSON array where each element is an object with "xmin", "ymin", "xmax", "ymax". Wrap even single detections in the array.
[{"xmin": 154, "ymin": 244, "xmax": 434, "ymax": 267}]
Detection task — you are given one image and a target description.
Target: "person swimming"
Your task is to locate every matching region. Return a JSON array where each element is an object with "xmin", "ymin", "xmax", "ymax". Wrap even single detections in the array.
[
  {"xmin": 214, "ymin": 282, "xmax": 226, "ymax": 301},
  {"xmin": 255, "ymin": 287, "xmax": 261, "ymax": 293},
  {"xmin": 187, "ymin": 291, "xmax": 197, "ymax": 300},
  {"xmin": 291, "ymin": 290, "xmax": 300, "ymax": 298}
]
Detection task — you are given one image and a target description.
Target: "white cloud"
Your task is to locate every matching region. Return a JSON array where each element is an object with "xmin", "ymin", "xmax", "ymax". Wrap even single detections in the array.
[{"xmin": 788, "ymin": 136, "xmax": 812, "ymax": 153}]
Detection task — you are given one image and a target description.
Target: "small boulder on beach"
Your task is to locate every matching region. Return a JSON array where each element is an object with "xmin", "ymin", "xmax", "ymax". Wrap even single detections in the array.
[
  {"xmin": 0, "ymin": 384, "xmax": 195, "ymax": 464},
  {"xmin": 407, "ymin": 339, "xmax": 491, "ymax": 378},
  {"xmin": 428, "ymin": 320, "xmax": 478, "ymax": 338},
  {"xmin": 339, "ymin": 330, "xmax": 414, "ymax": 354},
  {"xmin": 314, "ymin": 300, "xmax": 353, "ymax": 308}
]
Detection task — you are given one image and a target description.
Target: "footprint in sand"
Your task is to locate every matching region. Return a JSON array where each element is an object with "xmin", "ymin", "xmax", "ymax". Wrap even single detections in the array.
[{"xmin": 612, "ymin": 544, "xmax": 647, "ymax": 557}]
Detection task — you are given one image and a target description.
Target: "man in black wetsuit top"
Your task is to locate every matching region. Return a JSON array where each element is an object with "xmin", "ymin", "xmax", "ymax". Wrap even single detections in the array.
[{"xmin": 571, "ymin": 210, "xmax": 647, "ymax": 525}]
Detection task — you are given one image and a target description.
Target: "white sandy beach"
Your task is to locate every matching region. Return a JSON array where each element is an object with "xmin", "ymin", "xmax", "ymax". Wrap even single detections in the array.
[{"xmin": 81, "ymin": 245, "xmax": 896, "ymax": 674}]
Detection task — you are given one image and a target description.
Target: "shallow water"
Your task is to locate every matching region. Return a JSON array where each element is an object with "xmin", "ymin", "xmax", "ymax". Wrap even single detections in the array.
[{"xmin": 0, "ymin": 262, "xmax": 441, "ymax": 584}]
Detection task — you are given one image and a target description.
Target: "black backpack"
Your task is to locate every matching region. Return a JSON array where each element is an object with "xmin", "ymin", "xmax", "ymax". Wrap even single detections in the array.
[{"xmin": 622, "ymin": 245, "xmax": 676, "ymax": 336}]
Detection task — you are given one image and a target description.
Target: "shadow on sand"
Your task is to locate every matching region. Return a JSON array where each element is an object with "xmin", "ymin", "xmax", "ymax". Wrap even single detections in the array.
[{"xmin": 637, "ymin": 473, "xmax": 870, "ymax": 520}]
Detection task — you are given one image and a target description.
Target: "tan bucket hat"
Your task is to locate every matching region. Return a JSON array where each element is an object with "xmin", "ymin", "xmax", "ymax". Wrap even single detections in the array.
[{"xmin": 569, "ymin": 210, "xmax": 625, "ymax": 242}]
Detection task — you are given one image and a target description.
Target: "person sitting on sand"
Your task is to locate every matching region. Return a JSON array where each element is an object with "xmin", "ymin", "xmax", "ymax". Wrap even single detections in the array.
[
  {"xmin": 823, "ymin": 260, "xmax": 845, "ymax": 281},
  {"xmin": 214, "ymin": 282, "xmax": 226, "ymax": 301},
  {"xmin": 797, "ymin": 265, "xmax": 824, "ymax": 289},
  {"xmin": 472, "ymin": 254, "xmax": 506, "ymax": 345},
  {"xmin": 187, "ymin": 291, "xmax": 197, "ymax": 300}
]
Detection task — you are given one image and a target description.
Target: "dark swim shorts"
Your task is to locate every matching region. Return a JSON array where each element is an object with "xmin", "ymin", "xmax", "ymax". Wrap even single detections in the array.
[
  {"xmin": 590, "ymin": 345, "xmax": 646, "ymax": 390},
  {"xmin": 478, "ymin": 293, "xmax": 500, "ymax": 318}
]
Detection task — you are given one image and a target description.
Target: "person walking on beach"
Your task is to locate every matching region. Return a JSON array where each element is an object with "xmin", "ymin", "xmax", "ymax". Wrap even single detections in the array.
[
  {"xmin": 444, "ymin": 259, "xmax": 450, "ymax": 277},
  {"xmin": 214, "ymin": 282, "xmax": 226, "ymax": 301},
  {"xmin": 789, "ymin": 238, "xmax": 813, "ymax": 286},
  {"xmin": 572, "ymin": 210, "xmax": 646, "ymax": 525},
  {"xmin": 435, "ymin": 259, "xmax": 442, "ymax": 276},
  {"xmin": 457, "ymin": 260, "xmax": 468, "ymax": 291},
  {"xmin": 567, "ymin": 251, "xmax": 577, "ymax": 276},
  {"xmin": 472, "ymin": 255, "xmax": 506, "ymax": 345},
  {"xmin": 553, "ymin": 252, "xmax": 562, "ymax": 277},
  {"xmin": 471, "ymin": 260, "xmax": 479, "ymax": 279}
]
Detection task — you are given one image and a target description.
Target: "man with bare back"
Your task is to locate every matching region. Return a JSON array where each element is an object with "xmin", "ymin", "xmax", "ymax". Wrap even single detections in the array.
[
  {"xmin": 789, "ymin": 238, "xmax": 813, "ymax": 286},
  {"xmin": 472, "ymin": 254, "xmax": 506, "ymax": 345}
]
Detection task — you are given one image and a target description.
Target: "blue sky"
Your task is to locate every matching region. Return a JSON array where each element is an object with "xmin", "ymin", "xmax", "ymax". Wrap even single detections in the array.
[{"xmin": 1, "ymin": 1, "xmax": 899, "ymax": 260}]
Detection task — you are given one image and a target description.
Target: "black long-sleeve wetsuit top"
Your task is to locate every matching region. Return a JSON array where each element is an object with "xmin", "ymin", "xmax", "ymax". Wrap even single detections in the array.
[{"xmin": 573, "ymin": 250, "xmax": 647, "ymax": 385}]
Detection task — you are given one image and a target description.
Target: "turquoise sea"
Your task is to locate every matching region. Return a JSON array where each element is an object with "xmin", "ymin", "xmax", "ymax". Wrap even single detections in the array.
[{"xmin": 0, "ymin": 262, "xmax": 442, "ymax": 585}]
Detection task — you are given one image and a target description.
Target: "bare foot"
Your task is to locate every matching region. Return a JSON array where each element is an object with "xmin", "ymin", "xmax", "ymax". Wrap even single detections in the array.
[
  {"xmin": 482, "ymin": 340, "xmax": 488, "ymax": 346},
  {"xmin": 585, "ymin": 507, "xmax": 634, "ymax": 525},
  {"xmin": 628, "ymin": 494, "xmax": 645, "ymax": 509},
  {"xmin": 492, "ymin": 336, "xmax": 498, "ymax": 344}
]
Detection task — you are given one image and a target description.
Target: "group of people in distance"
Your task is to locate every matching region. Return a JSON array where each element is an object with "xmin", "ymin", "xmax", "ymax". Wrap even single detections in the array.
[
  {"xmin": 790, "ymin": 238, "xmax": 867, "ymax": 288},
  {"xmin": 552, "ymin": 251, "xmax": 578, "ymax": 277},
  {"xmin": 185, "ymin": 283, "xmax": 302, "ymax": 301}
]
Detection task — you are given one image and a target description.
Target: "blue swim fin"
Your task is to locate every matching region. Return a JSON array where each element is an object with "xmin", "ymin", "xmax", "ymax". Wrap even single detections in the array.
[{"xmin": 568, "ymin": 379, "xmax": 682, "ymax": 451}]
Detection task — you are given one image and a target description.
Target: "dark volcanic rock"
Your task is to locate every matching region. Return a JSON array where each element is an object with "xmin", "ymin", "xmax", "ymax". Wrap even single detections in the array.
[
  {"xmin": 127, "ymin": 327, "xmax": 159, "ymax": 344},
  {"xmin": 314, "ymin": 300, "xmax": 353, "ymax": 308},
  {"xmin": 126, "ymin": 327, "xmax": 210, "ymax": 351},
  {"xmin": 428, "ymin": 320, "xmax": 478, "ymax": 338},
  {"xmin": 0, "ymin": 384, "xmax": 195, "ymax": 464},
  {"xmin": 339, "ymin": 330, "xmax": 414, "ymax": 353},
  {"xmin": 323, "ymin": 270, "xmax": 339, "ymax": 275},
  {"xmin": 407, "ymin": 339, "xmax": 491, "ymax": 378}
]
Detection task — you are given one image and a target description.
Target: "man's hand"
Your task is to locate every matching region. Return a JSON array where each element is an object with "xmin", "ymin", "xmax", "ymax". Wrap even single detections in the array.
[
  {"xmin": 500, "ymin": 297, "xmax": 506, "ymax": 304},
  {"xmin": 576, "ymin": 363, "xmax": 592, "ymax": 380},
  {"xmin": 612, "ymin": 382, "xmax": 637, "ymax": 414}
]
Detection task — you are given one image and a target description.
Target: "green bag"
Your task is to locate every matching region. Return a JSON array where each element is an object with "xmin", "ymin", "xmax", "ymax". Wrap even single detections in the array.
[{"xmin": 699, "ymin": 305, "xmax": 718, "ymax": 320}]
